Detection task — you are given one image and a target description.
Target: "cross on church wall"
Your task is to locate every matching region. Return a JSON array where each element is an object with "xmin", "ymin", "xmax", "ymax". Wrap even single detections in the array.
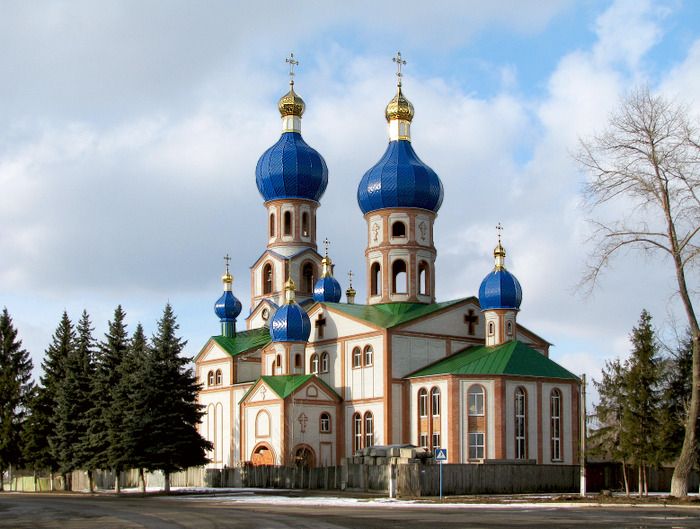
[
  {"xmin": 298, "ymin": 413, "xmax": 308, "ymax": 433},
  {"xmin": 464, "ymin": 309, "xmax": 479, "ymax": 336}
]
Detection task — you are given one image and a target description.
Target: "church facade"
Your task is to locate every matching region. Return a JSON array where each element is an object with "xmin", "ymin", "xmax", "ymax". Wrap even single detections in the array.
[{"xmin": 195, "ymin": 55, "xmax": 581, "ymax": 468}]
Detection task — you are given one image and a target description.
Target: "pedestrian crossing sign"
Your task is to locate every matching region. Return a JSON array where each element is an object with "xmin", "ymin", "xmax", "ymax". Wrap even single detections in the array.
[{"xmin": 435, "ymin": 448, "xmax": 447, "ymax": 461}]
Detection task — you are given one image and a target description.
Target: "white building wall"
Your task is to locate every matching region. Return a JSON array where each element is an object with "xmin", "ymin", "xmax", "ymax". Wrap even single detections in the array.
[
  {"xmin": 540, "ymin": 382, "xmax": 574, "ymax": 464},
  {"xmin": 504, "ymin": 380, "xmax": 538, "ymax": 460},
  {"xmin": 244, "ymin": 401, "xmax": 282, "ymax": 464},
  {"xmin": 392, "ymin": 335, "xmax": 446, "ymax": 378},
  {"xmin": 345, "ymin": 336, "xmax": 383, "ymax": 401},
  {"xmin": 344, "ymin": 402, "xmax": 384, "ymax": 455},
  {"xmin": 459, "ymin": 379, "xmax": 495, "ymax": 463}
]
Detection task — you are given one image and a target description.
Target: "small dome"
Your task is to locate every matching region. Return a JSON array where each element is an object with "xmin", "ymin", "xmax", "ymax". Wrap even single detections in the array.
[
  {"xmin": 357, "ymin": 140, "xmax": 443, "ymax": 214},
  {"xmin": 385, "ymin": 86, "xmax": 414, "ymax": 122},
  {"xmin": 215, "ymin": 290, "xmax": 242, "ymax": 321},
  {"xmin": 278, "ymin": 85, "xmax": 305, "ymax": 117},
  {"xmin": 256, "ymin": 132, "xmax": 328, "ymax": 202},
  {"xmin": 313, "ymin": 275, "xmax": 342, "ymax": 303},
  {"xmin": 270, "ymin": 278, "xmax": 311, "ymax": 342},
  {"xmin": 478, "ymin": 242, "xmax": 522, "ymax": 311}
]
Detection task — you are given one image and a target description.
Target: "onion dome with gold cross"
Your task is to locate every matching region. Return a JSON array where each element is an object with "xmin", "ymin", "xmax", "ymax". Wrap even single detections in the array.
[
  {"xmin": 478, "ymin": 230, "xmax": 522, "ymax": 311},
  {"xmin": 312, "ymin": 240, "xmax": 342, "ymax": 303},
  {"xmin": 214, "ymin": 256, "xmax": 243, "ymax": 336},
  {"xmin": 357, "ymin": 52, "xmax": 443, "ymax": 215},
  {"xmin": 256, "ymin": 54, "xmax": 328, "ymax": 203},
  {"xmin": 270, "ymin": 278, "xmax": 312, "ymax": 342}
]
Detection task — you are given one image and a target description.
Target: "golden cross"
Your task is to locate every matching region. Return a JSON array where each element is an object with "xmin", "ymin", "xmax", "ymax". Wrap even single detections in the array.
[
  {"xmin": 223, "ymin": 253, "xmax": 231, "ymax": 274},
  {"xmin": 496, "ymin": 222, "xmax": 503, "ymax": 243},
  {"xmin": 392, "ymin": 51, "xmax": 406, "ymax": 86},
  {"xmin": 323, "ymin": 237, "xmax": 330, "ymax": 257},
  {"xmin": 347, "ymin": 270, "xmax": 354, "ymax": 287},
  {"xmin": 286, "ymin": 53, "xmax": 299, "ymax": 84}
]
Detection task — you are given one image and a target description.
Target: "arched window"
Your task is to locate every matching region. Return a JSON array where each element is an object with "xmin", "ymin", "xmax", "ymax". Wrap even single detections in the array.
[
  {"xmin": 310, "ymin": 353, "xmax": 319, "ymax": 374},
  {"xmin": 370, "ymin": 262, "xmax": 381, "ymax": 296},
  {"xmin": 320, "ymin": 352, "xmax": 329, "ymax": 373},
  {"xmin": 418, "ymin": 388, "xmax": 428, "ymax": 417},
  {"xmin": 467, "ymin": 385, "xmax": 484, "ymax": 416},
  {"xmin": 353, "ymin": 412, "xmax": 362, "ymax": 452},
  {"xmin": 515, "ymin": 387, "xmax": 527, "ymax": 459},
  {"xmin": 269, "ymin": 212, "xmax": 276, "ymax": 238},
  {"xmin": 418, "ymin": 261, "xmax": 429, "ymax": 295},
  {"xmin": 301, "ymin": 212, "xmax": 309, "ymax": 237},
  {"xmin": 283, "ymin": 210, "xmax": 292, "ymax": 236},
  {"xmin": 207, "ymin": 370, "xmax": 214, "ymax": 386},
  {"xmin": 294, "ymin": 354, "xmax": 302, "ymax": 368},
  {"xmin": 431, "ymin": 387, "xmax": 440, "ymax": 416},
  {"xmin": 320, "ymin": 412, "xmax": 331, "ymax": 433},
  {"xmin": 302, "ymin": 262, "xmax": 315, "ymax": 293},
  {"xmin": 506, "ymin": 321, "xmax": 513, "ymax": 336},
  {"xmin": 364, "ymin": 412, "xmax": 374, "ymax": 448},
  {"xmin": 364, "ymin": 345, "xmax": 373, "ymax": 366},
  {"xmin": 551, "ymin": 389, "xmax": 562, "ymax": 461},
  {"xmin": 276, "ymin": 354, "xmax": 282, "ymax": 368},
  {"xmin": 263, "ymin": 263, "xmax": 273, "ymax": 295},
  {"xmin": 215, "ymin": 369, "xmax": 223, "ymax": 385},
  {"xmin": 352, "ymin": 347, "xmax": 362, "ymax": 368},
  {"xmin": 488, "ymin": 321, "xmax": 495, "ymax": 336},
  {"xmin": 255, "ymin": 410, "xmax": 271, "ymax": 437},
  {"xmin": 392, "ymin": 259, "xmax": 407, "ymax": 294},
  {"xmin": 391, "ymin": 221, "xmax": 406, "ymax": 238}
]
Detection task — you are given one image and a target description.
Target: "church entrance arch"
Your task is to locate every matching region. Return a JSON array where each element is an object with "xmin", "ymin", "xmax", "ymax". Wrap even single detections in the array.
[
  {"xmin": 293, "ymin": 444, "xmax": 316, "ymax": 469},
  {"xmin": 251, "ymin": 442, "xmax": 275, "ymax": 466}
]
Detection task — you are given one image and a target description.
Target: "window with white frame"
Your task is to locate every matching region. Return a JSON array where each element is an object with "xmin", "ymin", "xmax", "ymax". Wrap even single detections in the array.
[
  {"xmin": 467, "ymin": 385, "xmax": 484, "ymax": 415},
  {"xmin": 418, "ymin": 388, "xmax": 428, "ymax": 417},
  {"xmin": 432, "ymin": 432, "xmax": 441, "ymax": 450},
  {"xmin": 364, "ymin": 345, "xmax": 373, "ymax": 366},
  {"xmin": 352, "ymin": 347, "xmax": 362, "ymax": 368},
  {"xmin": 320, "ymin": 412, "xmax": 331, "ymax": 433},
  {"xmin": 515, "ymin": 387, "xmax": 527, "ymax": 459},
  {"xmin": 469, "ymin": 432, "xmax": 485, "ymax": 459},
  {"xmin": 320, "ymin": 351, "xmax": 329, "ymax": 373},
  {"xmin": 550, "ymin": 388, "xmax": 562, "ymax": 461},
  {"xmin": 364, "ymin": 412, "xmax": 374, "ymax": 448},
  {"xmin": 419, "ymin": 433, "xmax": 429, "ymax": 449},
  {"xmin": 310, "ymin": 353, "xmax": 319, "ymax": 374},
  {"xmin": 431, "ymin": 387, "xmax": 440, "ymax": 416},
  {"xmin": 353, "ymin": 413, "xmax": 362, "ymax": 452}
]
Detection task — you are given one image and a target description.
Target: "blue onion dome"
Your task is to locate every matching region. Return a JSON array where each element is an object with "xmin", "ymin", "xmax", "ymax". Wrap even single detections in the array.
[
  {"xmin": 270, "ymin": 278, "xmax": 311, "ymax": 342},
  {"xmin": 255, "ymin": 82, "xmax": 328, "ymax": 203},
  {"xmin": 313, "ymin": 251, "xmax": 342, "ymax": 303},
  {"xmin": 357, "ymin": 85, "xmax": 443, "ymax": 214},
  {"xmin": 478, "ymin": 241, "xmax": 523, "ymax": 311},
  {"xmin": 214, "ymin": 270, "xmax": 242, "ymax": 321}
]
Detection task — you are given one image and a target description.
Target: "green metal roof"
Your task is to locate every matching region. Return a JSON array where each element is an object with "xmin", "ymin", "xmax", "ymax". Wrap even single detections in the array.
[
  {"xmin": 323, "ymin": 298, "xmax": 472, "ymax": 329},
  {"xmin": 407, "ymin": 340, "xmax": 579, "ymax": 380},
  {"xmin": 240, "ymin": 374, "xmax": 341, "ymax": 403},
  {"xmin": 212, "ymin": 327, "xmax": 271, "ymax": 357}
]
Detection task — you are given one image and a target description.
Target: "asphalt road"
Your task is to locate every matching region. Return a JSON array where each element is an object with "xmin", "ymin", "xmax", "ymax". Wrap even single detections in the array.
[{"xmin": 1, "ymin": 493, "xmax": 700, "ymax": 529}]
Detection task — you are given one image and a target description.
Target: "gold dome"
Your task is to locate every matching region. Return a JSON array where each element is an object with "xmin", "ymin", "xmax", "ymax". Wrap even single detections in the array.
[
  {"xmin": 385, "ymin": 85, "xmax": 414, "ymax": 122},
  {"xmin": 494, "ymin": 241, "xmax": 506, "ymax": 270},
  {"xmin": 222, "ymin": 272, "xmax": 233, "ymax": 284},
  {"xmin": 278, "ymin": 83, "xmax": 305, "ymax": 118}
]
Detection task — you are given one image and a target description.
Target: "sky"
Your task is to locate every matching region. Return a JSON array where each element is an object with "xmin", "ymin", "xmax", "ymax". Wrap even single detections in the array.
[{"xmin": 1, "ymin": 0, "xmax": 699, "ymax": 404}]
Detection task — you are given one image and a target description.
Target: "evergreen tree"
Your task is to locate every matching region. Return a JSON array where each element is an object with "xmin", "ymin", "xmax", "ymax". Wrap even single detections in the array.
[
  {"xmin": 621, "ymin": 310, "xmax": 662, "ymax": 496},
  {"xmin": 22, "ymin": 386, "xmax": 55, "ymax": 486},
  {"xmin": 87, "ymin": 306, "xmax": 129, "ymax": 491},
  {"xmin": 54, "ymin": 311, "xmax": 96, "ymax": 488},
  {"xmin": 0, "ymin": 308, "xmax": 34, "ymax": 491},
  {"xmin": 41, "ymin": 311, "xmax": 75, "ymax": 488},
  {"xmin": 141, "ymin": 304, "xmax": 211, "ymax": 492}
]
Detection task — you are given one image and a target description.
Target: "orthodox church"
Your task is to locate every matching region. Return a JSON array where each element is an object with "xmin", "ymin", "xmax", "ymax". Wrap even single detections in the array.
[{"xmin": 195, "ymin": 54, "xmax": 581, "ymax": 468}]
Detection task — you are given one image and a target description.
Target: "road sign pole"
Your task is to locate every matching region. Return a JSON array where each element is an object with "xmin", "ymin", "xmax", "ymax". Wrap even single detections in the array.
[{"xmin": 439, "ymin": 460, "xmax": 443, "ymax": 501}]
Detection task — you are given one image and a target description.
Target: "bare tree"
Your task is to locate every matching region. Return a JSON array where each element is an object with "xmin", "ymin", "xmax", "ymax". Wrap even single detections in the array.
[{"xmin": 577, "ymin": 86, "xmax": 700, "ymax": 497}]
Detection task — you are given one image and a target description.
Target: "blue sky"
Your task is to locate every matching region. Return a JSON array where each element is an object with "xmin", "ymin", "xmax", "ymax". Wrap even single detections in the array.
[{"xmin": 1, "ymin": 0, "xmax": 699, "ymax": 403}]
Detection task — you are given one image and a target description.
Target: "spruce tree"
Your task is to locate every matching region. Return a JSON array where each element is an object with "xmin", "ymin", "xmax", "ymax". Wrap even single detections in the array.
[
  {"xmin": 142, "ymin": 304, "xmax": 211, "ymax": 492},
  {"xmin": 87, "ymin": 306, "xmax": 129, "ymax": 492},
  {"xmin": 621, "ymin": 309, "xmax": 662, "ymax": 496},
  {"xmin": 41, "ymin": 311, "xmax": 75, "ymax": 489},
  {"xmin": 0, "ymin": 308, "xmax": 34, "ymax": 491},
  {"xmin": 22, "ymin": 386, "xmax": 55, "ymax": 488}
]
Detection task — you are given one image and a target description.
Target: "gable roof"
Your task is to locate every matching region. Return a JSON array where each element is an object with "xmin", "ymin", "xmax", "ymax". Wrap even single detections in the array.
[
  {"xmin": 407, "ymin": 340, "xmax": 579, "ymax": 381},
  {"xmin": 211, "ymin": 327, "xmax": 271, "ymax": 358},
  {"xmin": 322, "ymin": 298, "xmax": 472, "ymax": 329},
  {"xmin": 249, "ymin": 247, "xmax": 320, "ymax": 269},
  {"xmin": 240, "ymin": 374, "xmax": 341, "ymax": 402}
]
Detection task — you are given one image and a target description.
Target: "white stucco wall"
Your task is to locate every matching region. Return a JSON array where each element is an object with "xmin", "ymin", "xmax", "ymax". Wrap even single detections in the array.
[{"xmin": 392, "ymin": 335, "xmax": 446, "ymax": 378}]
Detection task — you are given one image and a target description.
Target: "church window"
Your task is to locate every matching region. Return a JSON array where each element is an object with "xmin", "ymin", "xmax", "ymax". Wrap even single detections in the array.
[
  {"xmin": 418, "ymin": 261, "xmax": 429, "ymax": 295},
  {"xmin": 320, "ymin": 412, "xmax": 331, "ymax": 433},
  {"xmin": 207, "ymin": 370, "xmax": 214, "ymax": 386},
  {"xmin": 294, "ymin": 354, "xmax": 301, "ymax": 369},
  {"xmin": 506, "ymin": 321, "xmax": 513, "ymax": 336},
  {"xmin": 283, "ymin": 211, "xmax": 292, "ymax": 236},
  {"xmin": 352, "ymin": 347, "xmax": 362, "ymax": 368},
  {"xmin": 488, "ymin": 321, "xmax": 494, "ymax": 336},
  {"xmin": 320, "ymin": 351, "xmax": 329, "ymax": 373},
  {"xmin": 364, "ymin": 412, "xmax": 374, "ymax": 448},
  {"xmin": 431, "ymin": 387, "xmax": 440, "ymax": 416},
  {"xmin": 432, "ymin": 432, "xmax": 441, "ymax": 450},
  {"xmin": 418, "ymin": 388, "xmax": 428, "ymax": 417},
  {"xmin": 269, "ymin": 213, "xmax": 276, "ymax": 238},
  {"xmin": 263, "ymin": 263, "xmax": 273, "ymax": 295},
  {"xmin": 301, "ymin": 212, "xmax": 309, "ymax": 237},
  {"xmin": 275, "ymin": 354, "xmax": 281, "ymax": 369},
  {"xmin": 353, "ymin": 413, "xmax": 362, "ymax": 452},
  {"xmin": 468, "ymin": 385, "xmax": 484, "ymax": 416},
  {"xmin": 551, "ymin": 389, "xmax": 562, "ymax": 461},
  {"xmin": 515, "ymin": 387, "xmax": 527, "ymax": 459},
  {"xmin": 370, "ymin": 262, "xmax": 381, "ymax": 296},
  {"xmin": 419, "ymin": 433, "xmax": 428, "ymax": 449},
  {"xmin": 364, "ymin": 345, "xmax": 373, "ymax": 366},
  {"xmin": 469, "ymin": 432, "xmax": 485, "ymax": 460},
  {"xmin": 310, "ymin": 353, "xmax": 319, "ymax": 374},
  {"xmin": 255, "ymin": 410, "xmax": 271, "ymax": 437},
  {"xmin": 391, "ymin": 259, "xmax": 407, "ymax": 294},
  {"xmin": 391, "ymin": 221, "xmax": 406, "ymax": 238},
  {"xmin": 215, "ymin": 369, "xmax": 222, "ymax": 385},
  {"xmin": 302, "ymin": 262, "xmax": 315, "ymax": 294}
]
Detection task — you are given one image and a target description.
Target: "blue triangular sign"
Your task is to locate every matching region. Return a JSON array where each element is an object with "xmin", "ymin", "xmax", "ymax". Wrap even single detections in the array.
[{"xmin": 435, "ymin": 448, "xmax": 447, "ymax": 461}]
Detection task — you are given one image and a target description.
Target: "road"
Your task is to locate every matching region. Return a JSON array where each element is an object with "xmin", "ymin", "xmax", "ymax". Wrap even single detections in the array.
[{"xmin": 1, "ymin": 493, "xmax": 699, "ymax": 529}]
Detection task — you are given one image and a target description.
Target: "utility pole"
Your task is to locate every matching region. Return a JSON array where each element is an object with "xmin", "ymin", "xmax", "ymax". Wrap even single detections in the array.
[{"xmin": 580, "ymin": 374, "xmax": 587, "ymax": 497}]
